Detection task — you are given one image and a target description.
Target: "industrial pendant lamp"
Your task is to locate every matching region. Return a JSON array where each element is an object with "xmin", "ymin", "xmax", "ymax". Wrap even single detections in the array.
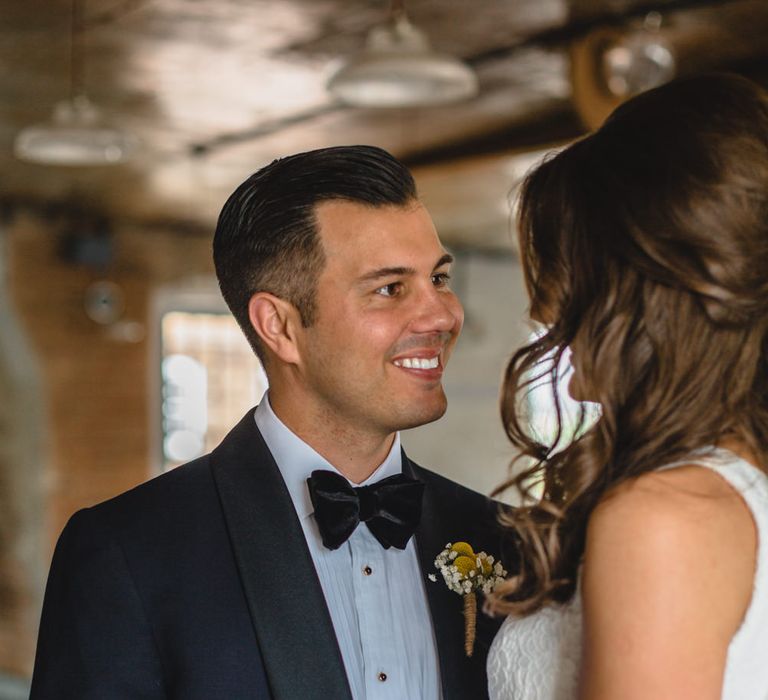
[
  {"xmin": 327, "ymin": 0, "xmax": 478, "ymax": 108},
  {"xmin": 602, "ymin": 12, "xmax": 675, "ymax": 98},
  {"xmin": 14, "ymin": 0, "xmax": 137, "ymax": 165}
]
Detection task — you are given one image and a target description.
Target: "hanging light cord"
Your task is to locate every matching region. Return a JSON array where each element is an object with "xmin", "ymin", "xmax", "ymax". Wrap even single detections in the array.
[
  {"xmin": 69, "ymin": 0, "xmax": 85, "ymax": 100},
  {"xmin": 390, "ymin": 0, "xmax": 406, "ymax": 21}
]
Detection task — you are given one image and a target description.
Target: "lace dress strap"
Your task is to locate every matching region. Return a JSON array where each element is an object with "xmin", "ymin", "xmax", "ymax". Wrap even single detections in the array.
[{"xmin": 678, "ymin": 449, "xmax": 768, "ymax": 699}]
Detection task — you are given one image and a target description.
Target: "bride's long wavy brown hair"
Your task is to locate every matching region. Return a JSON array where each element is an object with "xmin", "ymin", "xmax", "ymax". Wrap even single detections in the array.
[{"xmin": 487, "ymin": 73, "xmax": 768, "ymax": 616}]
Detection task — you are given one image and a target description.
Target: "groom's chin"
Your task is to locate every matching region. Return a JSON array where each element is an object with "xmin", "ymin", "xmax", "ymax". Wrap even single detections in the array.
[{"xmin": 393, "ymin": 393, "xmax": 448, "ymax": 432}]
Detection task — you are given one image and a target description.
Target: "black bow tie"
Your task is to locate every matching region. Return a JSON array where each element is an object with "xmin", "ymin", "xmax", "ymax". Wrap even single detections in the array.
[{"xmin": 307, "ymin": 470, "xmax": 424, "ymax": 551}]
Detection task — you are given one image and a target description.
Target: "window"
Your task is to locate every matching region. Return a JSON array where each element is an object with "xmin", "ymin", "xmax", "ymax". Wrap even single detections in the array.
[
  {"xmin": 153, "ymin": 280, "xmax": 267, "ymax": 471},
  {"xmin": 525, "ymin": 330, "xmax": 600, "ymax": 457}
]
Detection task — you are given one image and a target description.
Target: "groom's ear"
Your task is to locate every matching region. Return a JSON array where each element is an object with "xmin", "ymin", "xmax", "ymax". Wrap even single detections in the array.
[{"xmin": 248, "ymin": 292, "xmax": 302, "ymax": 366}]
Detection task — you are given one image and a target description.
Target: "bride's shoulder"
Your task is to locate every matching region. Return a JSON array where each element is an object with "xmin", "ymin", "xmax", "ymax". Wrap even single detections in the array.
[
  {"xmin": 588, "ymin": 461, "xmax": 754, "ymax": 542},
  {"xmin": 583, "ymin": 461, "xmax": 755, "ymax": 641}
]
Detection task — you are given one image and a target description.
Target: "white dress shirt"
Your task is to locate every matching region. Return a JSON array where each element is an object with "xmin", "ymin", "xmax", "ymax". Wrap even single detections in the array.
[{"xmin": 255, "ymin": 395, "xmax": 442, "ymax": 700}]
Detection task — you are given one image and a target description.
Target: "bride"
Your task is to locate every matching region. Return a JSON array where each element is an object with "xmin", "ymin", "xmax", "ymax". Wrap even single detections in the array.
[{"xmin": 486, "ymin": 73, "xmax": 768, "ymax": 699}]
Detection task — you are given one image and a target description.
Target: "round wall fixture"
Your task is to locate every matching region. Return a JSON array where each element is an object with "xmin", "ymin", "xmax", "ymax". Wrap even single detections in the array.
[{"xmin": 83, "ymin": 280, "xmax": 125, "ymax": 325}]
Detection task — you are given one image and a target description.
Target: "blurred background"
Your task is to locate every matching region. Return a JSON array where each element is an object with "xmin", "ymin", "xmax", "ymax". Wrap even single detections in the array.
[{"xmin": 1, "ymin": 0, "xmax": 767, "ymax": 692}]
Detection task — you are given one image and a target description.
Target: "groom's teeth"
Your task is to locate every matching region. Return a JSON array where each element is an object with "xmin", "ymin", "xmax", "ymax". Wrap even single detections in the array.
[{"xmin": 394, "ymin": 357, "xmax": 439, "ymax": 369}]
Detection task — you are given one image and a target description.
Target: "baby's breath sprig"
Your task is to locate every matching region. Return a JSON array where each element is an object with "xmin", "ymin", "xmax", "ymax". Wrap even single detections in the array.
[{"xmin": 428, "ymin": 541, "xmax": 507, "ymax": 656}]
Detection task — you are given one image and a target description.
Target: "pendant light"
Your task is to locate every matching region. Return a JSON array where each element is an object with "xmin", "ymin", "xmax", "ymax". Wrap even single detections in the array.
[
  {"xmin": 327, "ymin": 0, "xmax": 478, "ymax": 108},
  {"xmin": 14, "ymin": 0, "xmax": 137, "ymax": 166},
  {"xmin": 602, "ymin": 12, "xmax": 675, "ymax": 98}
]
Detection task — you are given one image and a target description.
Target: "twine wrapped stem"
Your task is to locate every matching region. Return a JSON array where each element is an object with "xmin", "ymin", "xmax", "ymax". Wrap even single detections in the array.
[{"xmin": 463, "ymin": 591, "xmax": 477, "ymax": 657}]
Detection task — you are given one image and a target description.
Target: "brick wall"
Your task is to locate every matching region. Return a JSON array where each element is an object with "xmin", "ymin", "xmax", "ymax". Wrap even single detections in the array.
[{"xmin": 1, "ymin": 213, "xmax": 214, "ymax": 675}]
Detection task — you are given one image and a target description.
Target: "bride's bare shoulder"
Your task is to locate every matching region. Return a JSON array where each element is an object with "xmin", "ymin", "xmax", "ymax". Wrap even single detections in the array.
[
  {"xmin": 586, "ymin": 462, "xmax": 756, "ymax": 589},
  {"xmin": 579, "ymin": 462, "xmax": 756, "ymax": 697},
  {"xmin": 589, "ymin": 461, "xmax": 754, "ymax": 540}
]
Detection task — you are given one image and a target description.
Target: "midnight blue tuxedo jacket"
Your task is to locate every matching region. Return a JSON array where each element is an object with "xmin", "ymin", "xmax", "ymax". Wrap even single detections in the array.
[{"xmin": 30, "ymin": 409, "xmax": 511, "ymax": 699}]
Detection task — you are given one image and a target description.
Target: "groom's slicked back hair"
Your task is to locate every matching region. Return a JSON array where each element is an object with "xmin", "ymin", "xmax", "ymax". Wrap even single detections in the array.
[{"xmin": 213, "ymin": 144, "xmax": 418, "ymax": 360}]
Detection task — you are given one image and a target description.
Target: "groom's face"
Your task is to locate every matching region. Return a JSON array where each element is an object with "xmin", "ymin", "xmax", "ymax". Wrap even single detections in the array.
[{"xmin": 292, "ymin": 199, "xmax": 463, "ymax": 438}]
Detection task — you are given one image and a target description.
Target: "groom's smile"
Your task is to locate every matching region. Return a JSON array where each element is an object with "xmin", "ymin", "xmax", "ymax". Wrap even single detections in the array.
[
  {"xmin": 390, "ymin": 334, "xmax": 450, "ymax": 381},
  {"xmin": 393, "ymin": 356, "xmax": 439, "ymax": 370}
]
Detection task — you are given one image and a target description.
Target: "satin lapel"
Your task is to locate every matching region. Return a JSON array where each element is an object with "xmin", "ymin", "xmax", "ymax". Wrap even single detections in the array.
[
  {"xmin": 211, "ymin": 412, "xmax": 352, "ymax": 700},
  {"xmin": 403, "ymin": 454, "xmax": 475, "ymax": 700}
]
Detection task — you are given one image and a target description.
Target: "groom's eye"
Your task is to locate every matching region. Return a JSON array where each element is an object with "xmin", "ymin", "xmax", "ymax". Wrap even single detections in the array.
[
  {"xmin": 432, "ymin": 272, "xmax": 451, "ymax": 288},
  {"xmin": 375, "ymin": 282, "xmax": 402, "ymax": 297}
]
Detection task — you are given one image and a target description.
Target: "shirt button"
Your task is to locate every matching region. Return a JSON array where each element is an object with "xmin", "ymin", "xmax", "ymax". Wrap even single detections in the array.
[
  {"xmin": 378, "ymin": 672, "xmax": 387, "ymax": 682},
  {"xmin": 363, "ymin": 565, "xmax": 373, "ymax": 576}
]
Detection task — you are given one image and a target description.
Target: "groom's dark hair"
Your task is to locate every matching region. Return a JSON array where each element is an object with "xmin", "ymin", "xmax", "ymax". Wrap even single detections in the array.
[{"xmin": 213, "ymin": 145, "xmax": 418, "ymax": 360}]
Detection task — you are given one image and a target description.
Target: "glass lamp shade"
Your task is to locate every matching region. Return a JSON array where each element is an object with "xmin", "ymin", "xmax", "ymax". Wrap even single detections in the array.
[
  {"xmin": 602, "ymin": 33, "xmax": 675, "ymax": 98},
  {"xmin": 14, "ymin": 96, "xmax": 138, "ymax": 165},
  {"xmin": 327, "ymin": 16, "xmax": 478, "ymax": 108}
]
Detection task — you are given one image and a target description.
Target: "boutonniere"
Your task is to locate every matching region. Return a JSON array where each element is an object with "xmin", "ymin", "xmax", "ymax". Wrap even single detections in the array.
[{"xmin": 429, "ymin": 541, "xmax": 507, "ymax": 657}]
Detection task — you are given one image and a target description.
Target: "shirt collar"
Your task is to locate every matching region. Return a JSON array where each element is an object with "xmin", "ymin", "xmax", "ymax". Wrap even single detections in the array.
[{"xmin": 254, "ymin": 392, "xmax": 402, "ymax": 521}]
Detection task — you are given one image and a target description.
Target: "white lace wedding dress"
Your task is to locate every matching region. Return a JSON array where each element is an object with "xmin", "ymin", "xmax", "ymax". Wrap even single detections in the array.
[{"xmin": 487, "ymin": 449, "xmax": 768, "ymax": 699}]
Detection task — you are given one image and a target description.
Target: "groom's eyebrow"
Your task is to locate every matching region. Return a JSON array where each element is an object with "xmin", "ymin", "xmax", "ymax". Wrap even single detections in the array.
[
  {"xmin": 357, "ymin": 266, "xmax": 414, "ymax": 283},
  {"xmin": 356, "ymin": 254, "xmax": 455, "ymax": 284},
  {"xmin": 434, "ymin": 253, "xmax": 454, "ymax": 269}
]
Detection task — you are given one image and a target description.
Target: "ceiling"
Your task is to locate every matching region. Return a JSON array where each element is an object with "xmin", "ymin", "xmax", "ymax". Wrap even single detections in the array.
[{"xmin": 2, "ymin": 0, "xmax": 768, "ymax": 250}]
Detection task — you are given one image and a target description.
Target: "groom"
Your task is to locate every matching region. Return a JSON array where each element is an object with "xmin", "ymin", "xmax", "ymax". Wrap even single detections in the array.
[{"xmin": 30, "ymin": 145, "xmax": 507, "ymax": 699}]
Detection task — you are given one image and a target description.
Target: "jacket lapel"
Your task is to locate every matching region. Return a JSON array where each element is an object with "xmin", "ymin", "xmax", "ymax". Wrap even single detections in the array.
[
  {"xmin": 211, "ymin": 411, "xmax": 353, "ymax": 700},
  {"xmin": 404, "ymin": 454, "xmax": 482, "ymax": 700}
]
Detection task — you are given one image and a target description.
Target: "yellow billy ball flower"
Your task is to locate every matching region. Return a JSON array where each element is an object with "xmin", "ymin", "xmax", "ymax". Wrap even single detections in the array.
[
  {"xmin": 453, "ymin": 555, "xmax": 477, "ymax": 577},
  {"xmin": 451, "ymin": 541, "xmax": 475, "ymax": 558}
]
